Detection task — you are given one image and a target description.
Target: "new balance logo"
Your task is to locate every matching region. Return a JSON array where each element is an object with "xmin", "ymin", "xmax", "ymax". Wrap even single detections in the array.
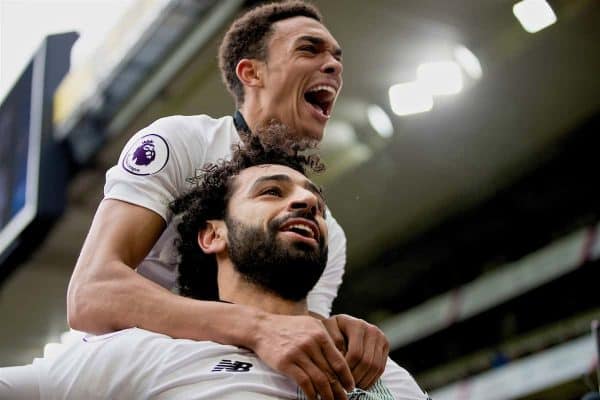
[{"xmin": 211, "ymin": 359, "xmax": 253, "ymax": 372}]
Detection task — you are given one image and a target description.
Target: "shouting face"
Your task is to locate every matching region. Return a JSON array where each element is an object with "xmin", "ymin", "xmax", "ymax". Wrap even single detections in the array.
[{"xmin": 256, "ymin": 16, "xmax": 343, "ymax": 141}]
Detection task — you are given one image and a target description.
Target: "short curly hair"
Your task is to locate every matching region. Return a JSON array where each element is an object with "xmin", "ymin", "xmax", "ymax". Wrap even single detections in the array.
[
  {"xmin": 171, "ymin": 124, "xmax": 324, "ymax": 300},
  {"xmin": 218, "ymin": 1, "xmax": 322, "ymax": 106}
]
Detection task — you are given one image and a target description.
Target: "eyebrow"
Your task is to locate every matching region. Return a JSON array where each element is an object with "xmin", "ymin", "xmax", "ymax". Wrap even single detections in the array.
[
  {"xmin": 296, "ymin": 35, "xmax": 343, "ymax": 58},
  {"xmin": 251, "ymin": 174, "xmax": 325, "ymax": 202}
]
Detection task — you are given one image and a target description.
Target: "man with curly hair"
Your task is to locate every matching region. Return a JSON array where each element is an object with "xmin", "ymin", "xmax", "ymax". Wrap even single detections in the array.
[
  {"xmin": 1, "ymin": 137, "xmax": 428, "ymax": 400},
  {"xmin": 67, "ymin": 1, "xmax": 389, "ymax": 399},
  {"xmin": 66, "ymin": 1, "xmax": 390, "ymax": 398}
]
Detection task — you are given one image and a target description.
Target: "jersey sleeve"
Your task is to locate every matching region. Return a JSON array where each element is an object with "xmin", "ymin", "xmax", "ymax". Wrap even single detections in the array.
[
  {"xmin": 381, "ymin": 358, "xmax": 430, "ymax": 400},
  {"xmin": 104, "ymin": 116, "xmax": 208, "ymax": 222},
  {"xmin": 0, "ymin": 365, "xmax": 41, "ymax": 400},
  {"xmin": 306, "ymin": 208, "xmax": 346, "ymax": 317}
]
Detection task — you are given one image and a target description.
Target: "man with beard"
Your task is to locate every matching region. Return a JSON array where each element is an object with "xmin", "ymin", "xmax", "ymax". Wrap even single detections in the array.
[
  {"xmin": 0, "ymin": 138, "xmax": 428, "ymax": 400},
  {"xmin": 67, "ymin": 2, "xmax": 386, "ymax": 398}
]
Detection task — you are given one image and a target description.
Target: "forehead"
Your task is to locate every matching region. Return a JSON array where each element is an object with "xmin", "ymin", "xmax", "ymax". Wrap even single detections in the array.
[
  {"xmin": 269, "ymin": 16, "xmax": 339, "ymax": 50},
  {"xmin": 233, "ymin": 164, "xmax": 311, "ymax": 194}
]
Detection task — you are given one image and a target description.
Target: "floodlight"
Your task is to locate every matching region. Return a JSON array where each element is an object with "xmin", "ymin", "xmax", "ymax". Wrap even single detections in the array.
[
  {"xmin": 513, "ymin": 0, "xmax": 557, "ymax": 33},
  {"xmin": 388, "ymin": 82, "xmax": 433, "ymax": 116}
]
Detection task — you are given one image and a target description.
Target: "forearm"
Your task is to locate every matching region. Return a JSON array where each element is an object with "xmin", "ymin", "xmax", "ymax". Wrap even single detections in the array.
[
  {"xmin": 68, "ymin": 265, "xmax": 358, "ymax": 400},
  {"xmin": 67, "ymin": 260, "xmax": 264, "ymax": 347}
]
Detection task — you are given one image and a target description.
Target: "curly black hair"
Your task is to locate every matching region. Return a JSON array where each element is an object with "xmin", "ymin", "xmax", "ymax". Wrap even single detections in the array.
[
  {"xmin": 170, "ymin": 124, "xmax": 324, "ymax": 300},
  {"xmin": 218, "ymin": 1, "xmax": 322, "ymax": 106}
]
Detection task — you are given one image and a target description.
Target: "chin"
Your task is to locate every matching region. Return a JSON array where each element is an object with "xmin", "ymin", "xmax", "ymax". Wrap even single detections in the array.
[
  {"xmin": 287, "ymin": 125, "xmax": 322, "ymax": 142},
  {"xmin": 303, "ymin": 123, "xmax": 325, "ymax": 141}
]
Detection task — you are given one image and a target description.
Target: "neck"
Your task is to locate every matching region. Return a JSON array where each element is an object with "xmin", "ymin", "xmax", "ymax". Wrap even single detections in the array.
[
  {"xmin": 239, "ymin": 100, "xmax": 271, "ymax": 134},
  {"xmin": 216, "ymin": 257, "xmax": 309, "ymax": 316}
]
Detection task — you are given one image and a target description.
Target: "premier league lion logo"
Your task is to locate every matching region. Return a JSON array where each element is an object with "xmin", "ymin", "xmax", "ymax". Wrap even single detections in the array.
[
  {"xmin": 123, "ymin": 134, "xmax": 169, "ymax": 176},
  {"xmin": 132, "ymin": 140, "xmax": 156, "ymax": 166}
]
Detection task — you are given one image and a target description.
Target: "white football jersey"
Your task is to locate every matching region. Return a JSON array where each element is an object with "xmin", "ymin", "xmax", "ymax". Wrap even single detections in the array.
[
  {"xmin": 104, "ymin": 114, "xmax": 346, "ymax": 317},
  {"xmin": 0, "ymin": 328, "xmax": 429, "ymax": 400}
]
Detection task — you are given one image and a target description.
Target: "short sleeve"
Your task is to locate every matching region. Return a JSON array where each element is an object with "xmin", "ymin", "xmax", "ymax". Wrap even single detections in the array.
[
  {"xmin": 104, "ymin": 116, "xmax": 208, "ymax": 222},
  {"xmin": 306, "ymin": 208, "xmax": 346, "ymax": 317},
  {"xmin": 381, "ymin": 358, "xmax": 430, "ymax": 400}
]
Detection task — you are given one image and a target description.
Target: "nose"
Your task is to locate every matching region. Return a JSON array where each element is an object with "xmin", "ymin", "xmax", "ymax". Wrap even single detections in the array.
[
  {"xmin": 321, "ymin": 53, "xmax": 343, "ymax": 77},
  {"xmin": 289, "ymin": 188, "xmax": 319, "ymax": 217}
]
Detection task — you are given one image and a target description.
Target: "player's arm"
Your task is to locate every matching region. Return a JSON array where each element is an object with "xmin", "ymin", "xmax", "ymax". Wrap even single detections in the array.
[
  {"xmin": 321, "ymin": 314, "xmax": 390, "ymax": 390},
  {"xmin": 309, "ymin": 212, "xmax": 390, "ymax": 389},
  {"xmin": 67, "ymin": 198, "xmax": 169, "ymax": 334},
  {"xmin": 67, "ymin": 198, "xmax": 354, "ymax": 400}
]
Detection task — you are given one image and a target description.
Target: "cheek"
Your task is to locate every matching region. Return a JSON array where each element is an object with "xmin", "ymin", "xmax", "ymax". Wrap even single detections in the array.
[
  {"xmin": 237, "ymin": 204, "xmax": 276, "ymax": 227},
  {"xmin": 319, "ymin": 221, "xmax": 328, "ymax": 241},
  {"xmin": 277, "ymin": 69, "xmax": 305, "ymax": 94}
]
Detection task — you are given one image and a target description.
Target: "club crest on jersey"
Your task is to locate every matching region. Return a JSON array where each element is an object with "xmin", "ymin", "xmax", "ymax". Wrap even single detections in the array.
[{"xmin": 122, "ymin": 134, "xmax": 169, "ymax": 176}]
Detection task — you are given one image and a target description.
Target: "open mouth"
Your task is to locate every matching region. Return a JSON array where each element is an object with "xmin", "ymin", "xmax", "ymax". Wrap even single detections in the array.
[
  {"xmin": 304, "ymin": 85, "xmax": 336, "ymax": 118},
  {"xmin": 280, "ymin": 219, "xmax": 319, "ymax": 242}
]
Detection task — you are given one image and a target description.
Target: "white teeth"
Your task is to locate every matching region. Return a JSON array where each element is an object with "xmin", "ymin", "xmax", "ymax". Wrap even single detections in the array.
[
  {"xmin": 307, "ymin": 85, "xmax": 336, "ymax": 95},
  {"xmin": 287, "ymin": 224, "xmax": 314, "ymax": 237}
]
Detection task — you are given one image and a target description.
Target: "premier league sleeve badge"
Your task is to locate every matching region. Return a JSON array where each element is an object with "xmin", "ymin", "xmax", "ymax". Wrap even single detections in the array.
[{"xmin": 122, "ymin": 134, "xmax": 170, "ymax": 176}]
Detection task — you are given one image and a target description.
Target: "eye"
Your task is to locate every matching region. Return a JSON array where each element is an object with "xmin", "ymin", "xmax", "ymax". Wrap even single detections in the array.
[
  {"xmin": 261, "ymin": 187, "xmax": 282, "ymax": 197},
  {"xmin": 300, "ymin": 45, "xmax": 318, "ymax": 54}
]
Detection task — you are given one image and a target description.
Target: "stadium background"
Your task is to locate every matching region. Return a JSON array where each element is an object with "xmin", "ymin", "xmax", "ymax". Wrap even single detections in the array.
[{"xmin": 0, "ymin": 1, "xmax": 598, "ymax": 399}]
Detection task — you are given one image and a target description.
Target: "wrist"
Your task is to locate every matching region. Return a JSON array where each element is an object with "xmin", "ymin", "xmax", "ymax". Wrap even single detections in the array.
[{"xmin": 233, "ymin": 304, "xmax": 269, "ymax": 350}]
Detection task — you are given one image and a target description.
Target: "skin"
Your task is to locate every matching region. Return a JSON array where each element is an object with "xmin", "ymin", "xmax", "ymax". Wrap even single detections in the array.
[
  {"xmin": 239, "ymin": 16, "xmax": 343, "ymax": 140},
  {"xmin": 223, "ymin": 166, "xmax": 389, "ymax": 392},
  {"xmin": 201, "ymin": 165, "xmax": 387, "ymax": 399},
  {"xmin": 206, "ymin": 165, "xmax": 329, "ymax": 316},
  {"xmin": 67, "ymin": 14, "xmax": 387, "ymax": 400}
]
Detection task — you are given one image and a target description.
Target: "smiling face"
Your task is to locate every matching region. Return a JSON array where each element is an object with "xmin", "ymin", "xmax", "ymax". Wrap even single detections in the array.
[
  {"xmin": 256, "ymin": 16, "xmax": 343, "ymax": 141},
  {"xmin": 228, "ymin": 164, "xmax": 327, "ymax": 247},
  {"xmin": 223, "ymin": 164, "xmax": 328, "ymax": 300}
]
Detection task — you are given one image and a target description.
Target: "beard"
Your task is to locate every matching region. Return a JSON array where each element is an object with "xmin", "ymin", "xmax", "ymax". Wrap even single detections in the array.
[{"xmin": 226, "ymin": 212, "xmax": 328, "ymax": 302}]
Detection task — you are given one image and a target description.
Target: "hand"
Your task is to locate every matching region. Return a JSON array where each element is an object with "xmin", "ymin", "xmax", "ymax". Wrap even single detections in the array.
[
  {"xmin": 251, "ymin": 313, "xmax": 355, "ymax": 400},
  {"xmin": 322, "ymin": 314, "xmax": 389, "ymax": 389}
]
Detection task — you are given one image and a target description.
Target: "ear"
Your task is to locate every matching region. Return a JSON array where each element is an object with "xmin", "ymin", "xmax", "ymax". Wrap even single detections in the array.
[
  {"xmin": 236, "ymin": 58, "xmax": 264, "ymax": 89},
  {"xmin": 197, "ymin": 220, "xmax": 227, "ymax": 254}
]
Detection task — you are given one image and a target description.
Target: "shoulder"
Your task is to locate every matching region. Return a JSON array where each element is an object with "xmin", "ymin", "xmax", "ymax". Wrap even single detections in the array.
[
  {"xmin": 110, "ymin": 114, "xmax": 236, "ymax": 188},
  {"xmin": 148, "ymin": 114, "xmax": 232, "ymax": 131},
  {"xmin": 83, "ymin": 328, "xmax": 231, "ymax": 353},
  {"xmin": 48, "ymin": 328, "xmax": 172, "ymax": 361},
  {"xmin": 27, "ymin": 329, "xmax": 154, "ymax": 397},
  {"xmin": 145, "ymin": 114, "xmax": 235, "ymax": 142}
]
